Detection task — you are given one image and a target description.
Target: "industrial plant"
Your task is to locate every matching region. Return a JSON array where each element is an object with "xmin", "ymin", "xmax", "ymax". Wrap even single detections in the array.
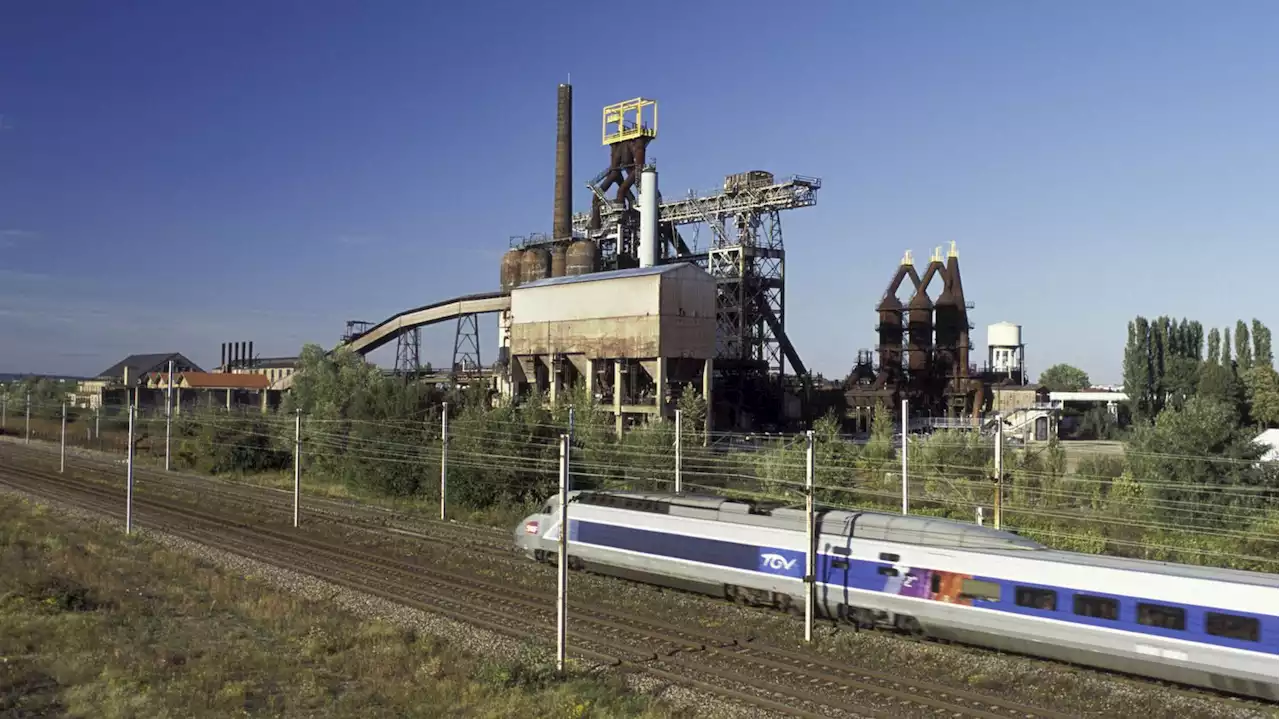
[{"xmin": 296, "ymin": 81, "xmax": 1034, "ymax": 435}]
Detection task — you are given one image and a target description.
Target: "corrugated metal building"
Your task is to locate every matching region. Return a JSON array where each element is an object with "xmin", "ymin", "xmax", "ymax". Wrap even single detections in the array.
[{"xmin": 507, "ymin": 264, "xmax": 714, "ymax": 433}]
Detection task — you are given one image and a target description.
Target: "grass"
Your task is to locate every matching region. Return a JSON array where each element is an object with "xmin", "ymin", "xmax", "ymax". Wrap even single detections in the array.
[{"xmin": 0, "ymin": 495, "xmax": 679, "ymax": 718}]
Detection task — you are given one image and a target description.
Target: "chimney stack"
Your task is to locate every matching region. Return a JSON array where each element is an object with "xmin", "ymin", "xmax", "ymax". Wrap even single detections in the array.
[
  {"xmin": 247, "ymin": 341, "xmax": 254, "ymax": 370},
  {"xmin": 553, "ymin": 83, "xmax": 573, "ymax": 242},
  {"xmin": 221, "ymin": 343, "xmax": 227, "ymax": 371}
]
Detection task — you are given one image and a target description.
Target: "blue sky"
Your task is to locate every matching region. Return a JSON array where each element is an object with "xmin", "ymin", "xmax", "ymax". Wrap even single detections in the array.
[{"xmin": 1, "ymin": 0, "xmax": 1275, "ymax": 382}]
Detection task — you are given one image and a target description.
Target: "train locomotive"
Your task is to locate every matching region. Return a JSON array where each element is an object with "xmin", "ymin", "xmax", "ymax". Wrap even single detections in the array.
[{"xmin": 515, "ymin": 490, "xmax": 1279, "ymax": 700}]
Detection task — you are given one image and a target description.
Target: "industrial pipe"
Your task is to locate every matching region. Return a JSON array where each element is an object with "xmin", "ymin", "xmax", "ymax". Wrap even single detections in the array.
[{"xmin": 638, "ymin": 166, "xmax": 658, "ymax": 268}]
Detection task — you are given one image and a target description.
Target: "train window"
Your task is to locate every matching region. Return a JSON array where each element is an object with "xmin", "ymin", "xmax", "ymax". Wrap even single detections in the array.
[
  {"xmin": 879, "ymin": 552, "xmax": 900, "ymax": 562},
  {"xmin": 1073, "ymin": 594, "xmax": 1119, "ymax": 621},
  {"xmin": 1137, "ymin": 603, "xmax": 1186, "ymax": 631},
  {"xmin": 1206, "ymin": 612, "xmax": 1259, "ymax": 642},
  {"xmin": 1015, "ymin": 587, "xmax": 1057, "ymax": 611},
  {"xmin": 959, "ymin": 578, "xmax": 1001, "ymax": 602},
  {"xmin": 877, "ymin": 567, "xmax": 899, "ymax": 577},
  {"xmin": 542, "ymin": 505, "xmax": 552, "ymax": 514},
  {"xmin": 930, "ymin": 573, "xmax": 940, "ymax": 594}
]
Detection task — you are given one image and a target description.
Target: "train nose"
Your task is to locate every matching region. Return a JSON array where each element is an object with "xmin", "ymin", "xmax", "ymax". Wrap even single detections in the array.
[{"xmin": 514, "ymin": 515, "xmax": 541, "ymax": 550}]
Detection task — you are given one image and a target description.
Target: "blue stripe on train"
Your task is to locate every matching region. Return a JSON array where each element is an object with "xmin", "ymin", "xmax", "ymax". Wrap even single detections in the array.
[{"xmin": 569, "ymin": 518, "xmax": 1279, "ymax": 655}]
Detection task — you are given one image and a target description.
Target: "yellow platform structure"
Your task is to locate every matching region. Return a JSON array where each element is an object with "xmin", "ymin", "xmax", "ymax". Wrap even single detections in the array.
[{"xmin": 602, "ymin": 98, "xmax": 657, "ymax": 146}]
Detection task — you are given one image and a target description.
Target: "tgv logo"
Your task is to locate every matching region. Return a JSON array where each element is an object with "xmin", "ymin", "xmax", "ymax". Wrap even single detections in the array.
[{"xmin": 760, "ymin": 553, "xmax": 797, "ymax": 571}]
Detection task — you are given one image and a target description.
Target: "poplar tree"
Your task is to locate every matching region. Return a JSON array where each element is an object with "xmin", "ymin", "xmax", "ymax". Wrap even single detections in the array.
[
  {"xmin": 1250, "ymin": 319, "xmax": 1273, "ymax": 369},
  {"xmin": 1235, "ymin": 320, "xmax": 1253, "ymax": 372},
  {"xmin": 1123, "ymin": 317, "xmax": 1155, "ymax": 422},
  {"xmin": 1189, "ymin": 321, "xmax": 1204, "ymax": 361}
]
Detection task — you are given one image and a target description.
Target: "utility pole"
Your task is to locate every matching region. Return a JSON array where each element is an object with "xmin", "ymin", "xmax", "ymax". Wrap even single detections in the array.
[
  {"xmin": 439, "ymin": 402, "xmax": 449, "ymax": 521},
  {"xmin": 674, "ymin": 408, "xmax": 682, "ymax": 493},
  {"xmin": 25, "ymin": 392, "xmax": 31, "ymax": 444},
  {"xmin": 126, "ymin": 403, "xmax": 135, "ymax": 534},
  {"xmin": 2, "ymin": 393, "xmax": 6, "ymax": 430},
  {"xmin": 556, "ymin": 433, "xmax": 570, "ymax": 672},
  {"xmin": 164, "ymin": 360, "xmax": 173, "ymax": 471},
  {"xmin": 293, "ymin": 409, "xmax": 301, "ymax": 527},
  {"xmin": 900, "ymin": 399, "xmax": 909, "ymax": 515},
  {"xmin": 804, "ymin": 429, "xmax": 815, "ymax": 643},
  {"xmin": 60, "ymin": 402, "xmax": 67, "ymax": 473},
  {"xmin": 994, "ymin": 416, "xmax": 1004, "ymax": 530}
]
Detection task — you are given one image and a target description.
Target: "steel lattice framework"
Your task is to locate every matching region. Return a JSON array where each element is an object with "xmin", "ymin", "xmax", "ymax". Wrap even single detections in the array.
[
  {"xmin": 393, "ymin": 328, "xmax": 421, "ymax": 378},
  {"xmin": 451, "ymin": 313, "xmax": 482, "ymax": 377},
  {"xmin": 515, "ymin": 172, "xmax": 820, "ymax": 427}
]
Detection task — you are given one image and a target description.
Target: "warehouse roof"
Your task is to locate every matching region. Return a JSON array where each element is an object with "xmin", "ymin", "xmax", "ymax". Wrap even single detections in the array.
[
  {"xmin": 517, "ymin": 263, "xmax": 702, "ymax": 290},
  {"xmin": 97, "ymin": 353, "xmax": 202, "ymax": 383}
]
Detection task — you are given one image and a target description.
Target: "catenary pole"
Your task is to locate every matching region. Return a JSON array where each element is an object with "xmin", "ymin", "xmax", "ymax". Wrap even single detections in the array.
[
  {"xmin": 994, "ymin": 416, "xmax": 1004, "ymax": 530},
  {"xmin": 674, "ymin": 408, "xmax": 682, "ymax": 493},
  {"xmin": 804, "ymin": 429, "xmax": 815, "ymax": 643},
  {"xmin": 440, "ymin": 401, "xmax": 449, "ymax": 521},
  {"xmin": 556, "ymin": 433, "xmax": 570, "ymax": 672},
  {"xmin": 293, "ymin": 409, "xmax": 302, "ymax": 527},
  {"xmin": 60, "ymin": 402, "xmax": 67, "ymax": 473},
  {"xmin": 900, "ymin": 399, "xmax": 909, "ymax": 515},
  {"xmin": 164, "ymin": 360, "xmax": 173, "ymax": 471},
  {"xmin": 25, "ymin": 392, "xmax": 31, "ymax": 444},
  {"xmin": 126, "ymin": 403, "xmax": 135, "ymax": 534}
]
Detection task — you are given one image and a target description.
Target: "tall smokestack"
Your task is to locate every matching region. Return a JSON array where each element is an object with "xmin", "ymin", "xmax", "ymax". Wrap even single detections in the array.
[
  {"xmin": 221, "ymin": 343, "xmax": 227, "ymax": 370},
  {"xmin": 553, "ymin": 83, "xmax": 573, "ymax": 241},
  {"xmin": 248, "ymin": 341, "xmax": 254, "ymax": 370}
]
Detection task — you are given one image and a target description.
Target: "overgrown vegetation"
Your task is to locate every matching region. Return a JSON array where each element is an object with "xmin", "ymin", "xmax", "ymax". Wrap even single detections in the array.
[
  {"xmin": 22, "ymin": 327, "xmax": 1279, "ymax": 574},
  {"xmin": 0, "ymin": 495, "xmax": 676, "ymax": 718}
]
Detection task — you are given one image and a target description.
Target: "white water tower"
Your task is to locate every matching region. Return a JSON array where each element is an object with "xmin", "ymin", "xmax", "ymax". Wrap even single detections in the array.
[{"xmin": 987, "ymin": 322, "xmax": 1025, "ymax": 380}]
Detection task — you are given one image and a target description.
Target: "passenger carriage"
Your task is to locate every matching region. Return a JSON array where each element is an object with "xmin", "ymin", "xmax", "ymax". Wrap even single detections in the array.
[{"xmin": 516, "ymin": 490, "xmax": 1279, "ymax": 700}]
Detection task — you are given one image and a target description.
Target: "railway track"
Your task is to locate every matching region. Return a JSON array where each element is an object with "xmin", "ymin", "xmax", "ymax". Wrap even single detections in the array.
[{"xmin": 0, "ymin": 457, "xmax": 1084, "ymax": 719}]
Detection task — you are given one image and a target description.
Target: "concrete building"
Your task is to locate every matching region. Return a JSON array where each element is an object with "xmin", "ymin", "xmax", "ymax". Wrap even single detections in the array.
[
  {"xmin": 218, "ymin": 356, "xmax": 300, "ymax": 386},
  {"xmin": 506, "ymin": 264, "xmax": 715, "ymax": 434}
]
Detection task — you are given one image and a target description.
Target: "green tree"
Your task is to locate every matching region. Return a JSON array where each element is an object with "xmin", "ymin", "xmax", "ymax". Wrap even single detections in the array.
[
  {"xmin": 1243, "ymin": 365, "xmax": 1279, "ymax": 429},
  {"xmin": 1196, "ymin": 361, "xmax": 1241, "ymax": 410},
  {"xmin": 1188, "ymin": 321, "xmax": 1204, "ymax": 361},
  {"xmin": 1251, "ymin": 319, "xmax": 1273, "ymax": 369},
  {"xmin": 1206, "ymin": 328, "xmax": 1221, "ymax": 364},
  {"xmin": 1123, "ymin": 317, "xmax": 1155, "ymax": 422},
  {"xmin": 1038, "ymin": 363, "xmax": 1091, "ymax": 392},
  {"xmin": 1220, "ymin": 326, "xmax": 1233, "ymax": 366},
  {"xmin": 1152, "ymin": 316, "xmax": 1171, "ymax": 413},
  {"xmin": 1162, "ymin": 356, "xmax": 1199, "ymax": 410},
  {"xmin": 1126, "ymin": 396, "xmax": 1273, "ymax": 528},
  {"xmin": 1078, "ymin": 406, "xmax": 1120, "ymax": 440},
  {"xmin": 1235, "ymin": 320, "xmax": 1253, "ymax": 372}
]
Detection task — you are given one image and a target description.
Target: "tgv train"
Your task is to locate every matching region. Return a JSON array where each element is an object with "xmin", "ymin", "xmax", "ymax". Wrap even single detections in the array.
[{"xmin": 515, "ymin": 490, "xmax": 1279, "ymax": 700}]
